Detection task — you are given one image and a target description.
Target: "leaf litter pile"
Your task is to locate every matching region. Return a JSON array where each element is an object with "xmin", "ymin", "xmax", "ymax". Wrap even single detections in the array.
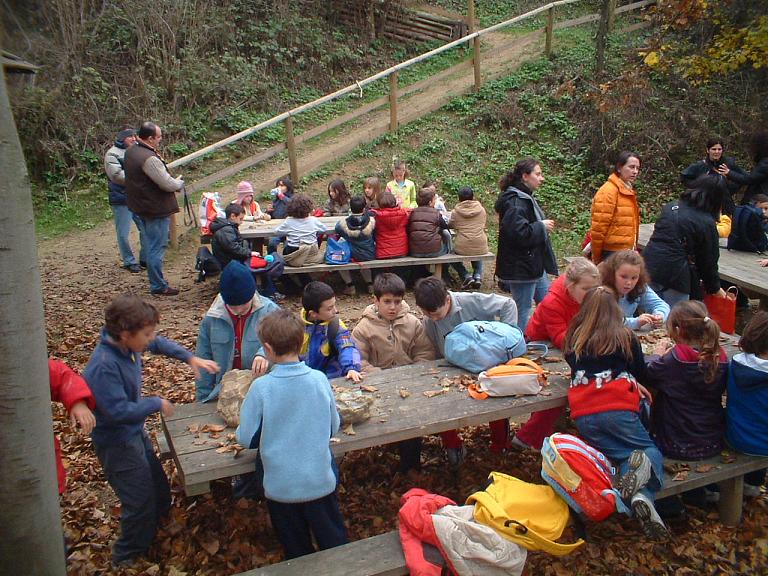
[{"xmin": 40, "ymin": 237, "xmax": 767, "ymax": 575}]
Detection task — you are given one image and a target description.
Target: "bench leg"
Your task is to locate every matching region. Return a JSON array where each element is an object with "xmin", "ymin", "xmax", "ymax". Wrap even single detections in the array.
[
  {"xmin": 433, "ymin": 263, "xmax": 443, "ymax": 278},
  {"xmin": 717, "ymin": 476, "xmax": 744, "ymax": 525}
]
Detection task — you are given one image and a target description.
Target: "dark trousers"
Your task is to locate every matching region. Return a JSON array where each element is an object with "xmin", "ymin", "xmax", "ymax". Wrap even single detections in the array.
[
  {"xmin": 398, "ymin": 438, "xmax": 422, "ymax": 473},
  {"xmin": 94, "ymin": 433, "xmax": 171, "ymax": 563},
  {"xmin": 266, "ymin": 491, "xmax": 348, "ymax": 559}
]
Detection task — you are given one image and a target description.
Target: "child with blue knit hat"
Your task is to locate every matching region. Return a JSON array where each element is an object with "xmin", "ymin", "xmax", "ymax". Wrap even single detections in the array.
[{"xmin": 237, "ymin": 309, "xmax": 348, "ymax": 559}]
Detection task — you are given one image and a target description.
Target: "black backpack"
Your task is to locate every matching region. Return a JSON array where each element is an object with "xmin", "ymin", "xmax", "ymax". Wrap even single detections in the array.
[
  {"xmin": 195, "ymin": 246, "xmax": 222, "ymax": 282},
  {"xmin": 727, "ymin": 205, "xmax": 768, "ymax": 253}
]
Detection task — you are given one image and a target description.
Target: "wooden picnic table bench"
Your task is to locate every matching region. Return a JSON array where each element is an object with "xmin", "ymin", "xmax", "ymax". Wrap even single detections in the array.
[
  {"xmin": 238, "ymin": 216, "xmax": 344, "ymax": 239},
  {"xmin": 161, "ymin": 358, "xmax": 572, "ymax": 497},
  {"xmin": 236, "ymin": 450, "xmax": 768, "ymax": 575},
  {"xmin": 280, "ymin": 252, "xmax": 496, "ymax": 277},
  {"xmin": 638, "ymin": 223, "xmax": 768, "ymax": 310}
]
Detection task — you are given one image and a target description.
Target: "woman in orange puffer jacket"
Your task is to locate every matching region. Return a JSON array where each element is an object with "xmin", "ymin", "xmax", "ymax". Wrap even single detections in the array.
[{"xmin": 589, "ymin": 151, "xmax": 642, "ymax": 263}]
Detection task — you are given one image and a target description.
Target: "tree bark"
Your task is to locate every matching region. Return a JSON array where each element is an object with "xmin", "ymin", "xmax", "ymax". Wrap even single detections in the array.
[
  {"xmin": 595, "ymin": 0, "xmax": 611, "ymax": 76},
  {"xmin": 0, "ymin": 60, "xmax": 67, "ymax": 574}
]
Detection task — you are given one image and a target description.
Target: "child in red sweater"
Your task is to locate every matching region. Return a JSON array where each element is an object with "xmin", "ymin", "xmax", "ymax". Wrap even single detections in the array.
[{"xmin": 373, "ymin": 190, "xmax": 410, "ymax": 259}]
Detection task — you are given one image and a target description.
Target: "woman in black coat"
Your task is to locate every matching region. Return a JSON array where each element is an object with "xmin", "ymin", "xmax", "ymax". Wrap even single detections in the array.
[
  {"xmin": 494, "ymin": 157, "xmax": 558, "ymax": 330},
  {"xmin": 643, "ymin": 175, "xmax": 728, "ymax": 307},
  {"xmin": 717, "ymin": 131, "xmax": 768, "ymax": 206},
  {"xmin": 681, "ymin": 137, "xmax": 745, "ymax": 214}
]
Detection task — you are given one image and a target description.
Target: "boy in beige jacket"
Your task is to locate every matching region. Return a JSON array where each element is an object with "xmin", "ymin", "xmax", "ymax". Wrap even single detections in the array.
[
  {"xmin": 448, "ymin": 186, "xmax": 488, "ymax": 289},
  {"xmin": 351, "ymin": 273, "xmax": 435, "ymax": 473}
]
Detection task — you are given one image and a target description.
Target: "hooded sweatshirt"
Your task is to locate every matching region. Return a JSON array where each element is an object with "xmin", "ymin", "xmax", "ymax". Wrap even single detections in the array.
[
  {"xmin": 335, "ymin": 212, "xmax": 376, "ymax": 261},
  {"xmin": 449, "ymin": 199, "xmax": 488, "ymax": 256},
  {"xmin": 351, "ymin": 302, "xmax": 436, "ymax": 370},
  {"xmin": 726, "ymin": 352, "xmax": 768, "ymax": 456}
]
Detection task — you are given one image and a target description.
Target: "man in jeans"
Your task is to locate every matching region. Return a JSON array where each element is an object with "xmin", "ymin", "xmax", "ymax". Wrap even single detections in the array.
[
  {"xmin": 104, "ymin": 126, "xmax": 144, "ymax": 272},
  {"xmin": 125, "ymin": 122, "xmax": 184, "ymax": 295}
]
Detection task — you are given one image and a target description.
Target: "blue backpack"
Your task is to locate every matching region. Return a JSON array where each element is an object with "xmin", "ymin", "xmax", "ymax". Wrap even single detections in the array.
[
  {"xmin": 325, "ymin": 237, "xmax": 352, "ymax": 264},
  {"xmin": 444, "ymin": 321, "xmax": 526, "ymax": 373},
  {"xmin": 727, "ymin": 205, "xmax": 768, "ymax": 253}
]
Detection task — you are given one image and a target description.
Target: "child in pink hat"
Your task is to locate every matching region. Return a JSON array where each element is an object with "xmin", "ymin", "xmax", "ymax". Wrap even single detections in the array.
[{"xmin": 233, "ymin": 181, "xmax": 270, "ymax": 222}]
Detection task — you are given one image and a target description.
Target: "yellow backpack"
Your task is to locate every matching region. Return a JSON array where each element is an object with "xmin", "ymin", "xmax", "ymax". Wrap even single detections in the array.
[{"xmin": 466, "ymin": 471, "xmax": 585, "ymax": 556}]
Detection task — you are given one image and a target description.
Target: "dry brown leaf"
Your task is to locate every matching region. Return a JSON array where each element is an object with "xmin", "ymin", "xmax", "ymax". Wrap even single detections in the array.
[
  {"xmin": 673, "ymin": 471, "xmax": 689, "ymax": 481},
  {"xmin": 343, "ymin": 423, "xmax": 356, "ymax": 435},
  {"xmin": 423, "ymin": 389, "xmax": 445, "ymax": 398},
  {"xmin": 720, "ymin": 451, "xmax": 737, "ymax": 464},
  {"xmin": 360, "ymin": 385, "xmax": 378, "ymax": 393},
  {"xmin": 694, "ymin": 463, "xmax": 716, "ymax": 473},
  {"xmin": 539, "ymin": 390, "xmax": 552, "ymax": 396},
  {"xmin": 204, "ymin": 424, "xmax": 227, "ymax": 433},
  {"xmin": 201, "ymin": 539, "xmax": 220, "ymax": 555},
  {"xmin": 399, "ymin": 388, "xmax": 411, "ymax": 399}
]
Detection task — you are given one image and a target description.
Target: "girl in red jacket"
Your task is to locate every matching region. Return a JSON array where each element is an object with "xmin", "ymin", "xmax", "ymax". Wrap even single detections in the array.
[
  {"xmin": 512, "ymin": 257, "xmax": 601, "ymax": 450},
  {"xmin": 373, "ymin": 190, "xmax": 410, "ymax": 259},
  {"xmin": 564, "ymin": 287, "xmax": 668, "ymax": 540}
]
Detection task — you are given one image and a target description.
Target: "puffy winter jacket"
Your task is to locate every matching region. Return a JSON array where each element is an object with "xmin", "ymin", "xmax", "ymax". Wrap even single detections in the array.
[
  {"xmin": 495, "ymin": 185, "xmax": 557, "ymax": 281},
  {"xmin": 374, "ymin": 206, "xmax": 410, "ymax": 259},
  {"xmin": 728, "ymin": 156, "xmax": 768, "ymax": 205},
  {"xmin": 335, "ymin": 213, "xmax": 376, "ymax": 261},
  {"xmin": 642, "ymin": 200, "xmax": 721, "ymax": 298},
  {"xmin": 104, "ymin": 142, "xmax": 129, "ymax": 205},
  {"xmin": 210, "ymin": 217, "xmax": 251, "ymax": 269},
  {"xmin": 449, "ymin": 199, "xmax": 488, "ymax": 256},
  {"xmin": 726, "ymin": 353, "xmax": 768, "ymax": 456},
  {"xmin": 589, "ymin": 173, "xmax": 640, "ymax": 262},
  {"xmin": 524, "ymin": 275, "xmax": 578, "ymax": 349},
  {"xmin": 408, "ymin": 206, "xmax": 447, "ymax": 255},
  {"xmin": 681, "ymin": 156, "xmax": 744, "ymax": 214}
]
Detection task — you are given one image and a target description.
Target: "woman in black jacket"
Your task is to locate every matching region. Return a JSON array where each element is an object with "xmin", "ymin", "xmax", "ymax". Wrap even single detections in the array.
[
  {"xmin": 681, "ymin": 137, "xmax": 745, "ymax": 214},
  {"xmin": 494, "ymin": 157, "xmax": 558, "ymax": 330},
  {"xmin": 642, "ymin": 175, "xmax": 728, "ymax": 307},
  {"xmin": 718, "ymin": 131, "xmax": 768, "ymax": 206}
]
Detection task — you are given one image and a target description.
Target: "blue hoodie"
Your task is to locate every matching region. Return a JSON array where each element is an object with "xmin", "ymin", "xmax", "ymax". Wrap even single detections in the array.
[
  {"xmin": 726, "ymin": 353, "xmax": 768, "ymax": 456},
  {"xmin": 84, "ymin": 328, "xmax": 192, "ymax": 446}
]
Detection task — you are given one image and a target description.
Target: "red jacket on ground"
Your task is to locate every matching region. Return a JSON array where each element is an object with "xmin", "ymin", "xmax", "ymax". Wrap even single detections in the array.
[
  {"xmin": 399, "ymin": 488, "xmax": 457, "ymax": 576},
  {"xmin": 49, "ymin": 359, "xmax": 95, "ymax": 494},
  {"xmin": 374, "ymin": 206, "xmax": 410, "ymax": 259},
  {"xmin": 524, "ymin": 275, "xmax": 579, "ymax": 349}
]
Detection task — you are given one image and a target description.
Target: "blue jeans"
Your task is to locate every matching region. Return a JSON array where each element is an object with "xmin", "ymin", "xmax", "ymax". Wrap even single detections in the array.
[
  {"xmin": 651, "ymin": 282, "xmax": 690, "ymax": 308},
  {"xmin": 267, "ymin": 236, "xmax": 284, "ymax": 254},
  {"xmin": 94, "ymin": 433, "xmax": 170, "ymax": 563},
  {"xmin": 498, "ymin": 272, "xmax": 551, "ymax": 332},
  {"xmin": 451, "ymin": 259, "xmax": 484, "ymax": 280},
  {"xmin": 575, "ymin": 410, "xmax": 664, "ymax": 501},
  {"xmin": 138, "ymin": 216, "xmax": 170, "ymax": 292},
  {"xmin": 111, "ymin": 204, "xmax": 145, "ymax": 266}
]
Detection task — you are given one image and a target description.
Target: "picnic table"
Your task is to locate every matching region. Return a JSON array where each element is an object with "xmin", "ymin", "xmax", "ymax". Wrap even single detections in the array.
[
  {"xmin": 239, "ymin": 216, "xmax": 344, "ymax": 239},
  {"xmin": 638, "ymin": 223, "xmax": 768, "ymax": 309},
  {"xmin": 162, "ymin": 358, "xmax": 572, "ymax": 496}
]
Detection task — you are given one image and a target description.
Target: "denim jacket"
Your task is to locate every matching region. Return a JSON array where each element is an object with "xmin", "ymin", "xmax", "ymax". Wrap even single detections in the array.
[{"xmin": 195, "ymin": 293, "xmax": 279, "ymax": 402}]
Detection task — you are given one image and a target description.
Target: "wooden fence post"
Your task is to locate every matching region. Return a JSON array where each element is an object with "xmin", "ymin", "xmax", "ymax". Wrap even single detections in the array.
[
  {"xmin": 545, "ymin": 6, "xmax": 555, "ymax": 58},
  {"xmin": 607, "ymin": 0, "xmax": 617, "ymax": 32},
  {"xmin": 595, "ymin": 0, "xmax": 611, "ymax": 76},
  {"xmin": 389, "ymin": 71, "xmax": 398, "ymax": 132},
  {"xmin": 170, "ymin": 213, "xmax": 178, "ymax": 248},
  {"xmin": 468, "ymin": 0, "xmax": 482, "ymax": 91},
  {"xmin": 285, "ymin": 115, "xmax": 299, "ymax": 183}
]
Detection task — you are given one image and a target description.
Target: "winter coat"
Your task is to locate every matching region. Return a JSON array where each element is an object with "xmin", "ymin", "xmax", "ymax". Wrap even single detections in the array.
[
  {"xmin": 728, "ymin": 157, "xmax": 768, "ymax": 205},
  {"xmin": 210, "ymin": 217, "xmax": 251, "ymax": 269},
  {"xmin": 495, "ymin": 185, "xmax": 557, "ymax": 281},
  {"xmin": 335, "ymin": 213, "xmax": 376, "ymax": 262},
  {"xmin": 449, "ymin": 200, "xmax": 488, "ymax": 256},
  {"xmin": 726, "ymin": 353, "xmax": 768, "ymax": 456},
  {"xmin": 681, "ymin": 156, "xmax": 744, "ymax": 214},
  {"xmin": 646, "ymin": 344, "xmax": 727, "ymax": 460},
  {"xmin": 351, "ymin": 302, "xmax": 436, "ymax": 371},
  {"xmin": 589, "ymin": 173, "xmax": 640, "ymax": 262},
  {"xmin": 104, "ymin": 141, "xmax": 130, "ymax": 205},
  {"xmin": 268, "ymin": 192, "xmax": 292, "ymax": 220},
  {"xmin": 194, "ymin": 293, "xmax": 279, "ymax": 402},
  {"xmin": 49, "ymin": 359, "xmax": 96, "ymax": 494},
  {"xmin": 124, "ymin": 141, "xmax": 183, "ymax": 219},
  {"xmin": 301, "ymin": 310, "xmax": 362, "ymax": 379},
  {"xmin": 524, "ymin": 275, "xmax": 578, "ymax": 349},
  {"xmin": 408, "ymin": 206, "xmax": 448, "ymax": 255},
  {"xmin": 642, "ymin": 199, "xmax": 721, "ymax": 298},
  {"xmin": 373, "ymin": 206, "xmax": 410, "ymax": 259},
  {"xmin": 324, "ymin": 199, "xmax": 350, "ymax": 216}
]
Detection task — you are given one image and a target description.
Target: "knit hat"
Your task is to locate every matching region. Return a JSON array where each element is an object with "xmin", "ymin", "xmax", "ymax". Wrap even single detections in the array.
[
  {"xmin": 219, "ymin": 261, "xmax": 256, "ymax": 306},
  {"xmin": 236, "ymin": 181, "xmax": 254, "ymax": 201},
  {"xmin": 116, "ymin": 128, "xmax": 136, "ymax": 144}
]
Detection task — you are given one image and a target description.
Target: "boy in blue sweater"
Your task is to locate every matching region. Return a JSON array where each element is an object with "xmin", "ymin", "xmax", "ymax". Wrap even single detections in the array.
[
  {"xmin": 84, "ymin": 295, "xmax": 219, "ymax": 567},
  {"xmin": 236, "ymin": 309, "xmax": 348, "ymax": 559}
]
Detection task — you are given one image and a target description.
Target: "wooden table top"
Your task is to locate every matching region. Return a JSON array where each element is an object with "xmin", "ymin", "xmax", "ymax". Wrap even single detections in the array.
[{"xmin": 239, "ymin": 216, "xmax": 344, "ymax": 239}]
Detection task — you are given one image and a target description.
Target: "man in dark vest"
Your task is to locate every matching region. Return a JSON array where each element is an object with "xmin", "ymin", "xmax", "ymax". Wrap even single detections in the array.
[{"xmin": 125, "ymin": 122, "xmax": 184, "ymax": 295}]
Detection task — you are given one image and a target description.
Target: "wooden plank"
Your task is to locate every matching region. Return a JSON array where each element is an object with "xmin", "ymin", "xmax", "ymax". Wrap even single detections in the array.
[
  {"xmin": 279, "ymin": 253, "xmax": 496, "ymax": 275},
  {"xmin": 240, "ymin": 216, "xmax": 343, "ymax": 239},
  {"xmin": 284, "ymin": 115, "xmax": 298, "ymax": 184},
  {"xmin": 185, "ymin": 143, "xmax": 286, "ymax": 195},
  {"xmin": 236, "ymin": 531, "xmax": 407, "ymax": 576},
  {"xmin": 656, "ymin": 453, "xmax": 768, "ymax": 498},
  {"xmin": 389, "ymin": 71, "xmax": 398, "ymax": 132}
]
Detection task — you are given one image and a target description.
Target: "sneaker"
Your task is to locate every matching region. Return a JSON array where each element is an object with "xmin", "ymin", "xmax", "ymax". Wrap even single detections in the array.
[
  {"xmin": 509, "ymin": 434, "xmax": 531, "ymax": 451},
  {"xmin": 472, "ymin": 277, "xmax": 482, "ymax": 289},
  {"xmin": 743, "ymin": 483, "xmax": 762, "ymax": 498},
  {"xmin": 124, "ymin": 263, "xmax": 142, "ymax": 273},
  {"xmin": 631, "ymin": 492, "xmax": 670, "ymax": 540},
  {"xmin": 617, "ymin": 450, "xmax": 653, "ymax": 500},
  {"xmin": 151, "ymin": 286, "xmax": 180, "ymax": 296},
  {"xmin": 446, "ymin": 445, "xmax": 466, "ymax": 468},
  {"xmin": 461, "ymin": 276, "xmax": 475, "ymax": 290},
  {"xmin": 342, "ymin": 284, "xmax": 356, "ymax": 296}
]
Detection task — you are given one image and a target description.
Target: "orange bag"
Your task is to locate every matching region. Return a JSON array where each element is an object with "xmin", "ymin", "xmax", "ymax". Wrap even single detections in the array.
[{"xmin": 703, "ymin": 287, "xmax": 738, "ymax": 334}]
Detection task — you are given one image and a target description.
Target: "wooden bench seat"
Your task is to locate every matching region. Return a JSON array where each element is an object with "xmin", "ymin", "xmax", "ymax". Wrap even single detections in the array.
[
  {"xmin": 280, "ymin": 252, "xmax": 495, "ymax": 276},
  {"xmin": 235, "ymin": 452, "xmax": 767, "ymax": 576}
]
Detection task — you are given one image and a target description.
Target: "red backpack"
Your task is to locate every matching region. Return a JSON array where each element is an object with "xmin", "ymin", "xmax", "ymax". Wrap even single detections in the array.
[{"xmin": 540, "ymin": 433, "xmax": 630, "ymax": 522}]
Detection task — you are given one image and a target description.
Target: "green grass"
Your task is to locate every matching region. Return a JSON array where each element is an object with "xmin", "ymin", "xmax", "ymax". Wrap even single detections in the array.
[{"xmin": 34, "ymin": 187, "xmax": 112, "ymax": 240}]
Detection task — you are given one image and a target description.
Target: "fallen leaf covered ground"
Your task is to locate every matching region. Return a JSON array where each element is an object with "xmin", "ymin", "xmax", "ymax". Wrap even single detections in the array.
[{"xmin": 41, "ymin": 230, "xmax": 767, "ymax": 575}]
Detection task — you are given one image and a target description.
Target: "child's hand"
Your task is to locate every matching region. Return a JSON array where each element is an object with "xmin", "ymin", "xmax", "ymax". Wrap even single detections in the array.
[
  {"xmin": 637, "ymin": 383, "xmax": 653, "ymax": 403},
  {"xmin": 69, "ymin": 401, "xmax": 96, "ymax": 435},
  {"xmin": 160, "ymin": 398, "xmax": 174, "ymax": 417},
  {"xmin": 650, "ymin": 314, "xmax": 664, "ymax": 328},
  {"xmin": 346, "ymin": 369, "xmax": 363, "ymax": 383},
  {"xmin": 636, "ymin": 313, "xmax": 655, "ymax": 328},
  {"xmin": 759, "ymin": 259, "xmax": 768, "ymax": 267},
  {"xmin": 188, "ymin": 356, "xmax": 220, "ymax": 378},
  {"xmin": 252, "ymin": 355, "xmax": 269, "ymax": 376},
  {"xmin": 653, "ymin": 338, "xmax": 673, "ymax": 356}
]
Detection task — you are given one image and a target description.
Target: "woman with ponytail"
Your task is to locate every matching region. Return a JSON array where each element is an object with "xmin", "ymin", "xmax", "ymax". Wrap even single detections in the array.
[{"xmin": 645, "ymin": 301, "xmax": 728, "ymax": 461}]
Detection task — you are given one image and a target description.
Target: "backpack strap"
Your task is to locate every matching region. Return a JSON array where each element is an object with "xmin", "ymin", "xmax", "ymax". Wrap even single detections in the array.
[
  {"xmin": 182, "ymin": 184, "xmax": 198, "ymax": 228},
  {"xmin": 504, "ymin": 357, "xmax": 544, "ymax": 373}
]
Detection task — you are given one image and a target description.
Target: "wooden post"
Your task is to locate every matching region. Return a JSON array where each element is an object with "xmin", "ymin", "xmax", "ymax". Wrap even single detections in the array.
[
  {"xmin": 545, "ymin": 6, "xmax": 555, "ymax": 58},
  {"xmin": 389, "ymin": 71, "xmax": 398, "ymax": 132},
  {"xmin": 607, "ymin": 0, "xmax": 617, "ymax": 32},
  {"xmin": 468, "ymin": 0, "xmax": 481, "ymax": 91},
  {"xmin": 285, "ymin": 115, "xmax": 298, "ymax": 184},
  {"xmin": 595, "ymin": 0, "xmax": 611, "ymax": 76},
  {"xmin": 169, "ymin": 213, "xmax": 178, "ymax": 248},
  {"xmin": 717, "ymin": 476, "xmax": 744, "ymax": 526}
]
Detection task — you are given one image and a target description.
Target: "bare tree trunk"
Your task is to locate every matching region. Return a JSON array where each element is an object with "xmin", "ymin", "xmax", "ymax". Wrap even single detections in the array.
[
  {"xmin": 0, "ymin": 62, "xmax": 66, "ymax": 575},
  {"xmin": 595, "ymin": 0, "xmax": 611, "ymax": 76}
]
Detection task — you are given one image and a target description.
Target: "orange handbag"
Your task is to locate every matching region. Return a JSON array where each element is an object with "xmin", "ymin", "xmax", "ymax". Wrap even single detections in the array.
[{"xmin": 703, "ymin": 287, "xmax": 738, "ymax": 334}]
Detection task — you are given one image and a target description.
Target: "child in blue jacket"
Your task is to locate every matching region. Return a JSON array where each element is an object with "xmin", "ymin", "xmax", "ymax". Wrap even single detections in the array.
[
  {"xmin": 84, "ymin": 295, "xmax": 218, "ymax": 566},
  {"xmin": 236, "ymin": 309, "xmax": 348, "ymax": 559}
]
